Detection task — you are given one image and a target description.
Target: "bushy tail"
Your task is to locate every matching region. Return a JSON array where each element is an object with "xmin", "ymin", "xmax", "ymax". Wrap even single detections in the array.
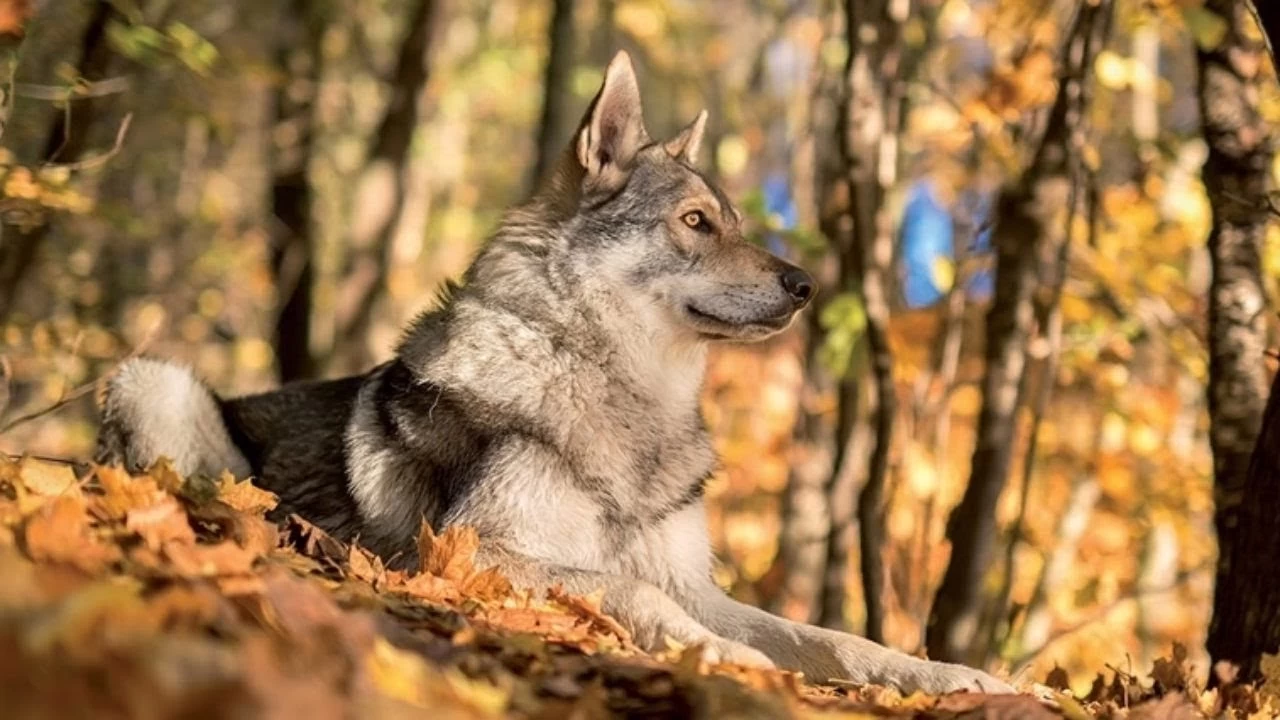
[{"xmin": 94, "ymin": 358, "xmax": 251, "ymax": 478}]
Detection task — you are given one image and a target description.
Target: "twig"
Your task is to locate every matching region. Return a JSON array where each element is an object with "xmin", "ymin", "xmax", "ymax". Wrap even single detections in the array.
[
  {"xmin": 14, "ymin": 76, "xmax": 131, "ymax": 100},
  {"xmin": 0, "ymin": 325, "xmax": 155, "ymax": 435},
  {"xmin": 2, "ymin": 451, "xmax": 87, "ymax": 466},
  {"xmin": 0, "ymin": 378, "xmax": 98, "ymax": 435},
  {"xmin": 43, "ymin": 112, "xmax": 133, "ymax": 172},
  {"xmin": 47, "ymin": 89, "xmax": 74, "ymax": 163},
  {"xmin": 1221, "ymin": 189, "xmax": 1280, "ymax": 219}
]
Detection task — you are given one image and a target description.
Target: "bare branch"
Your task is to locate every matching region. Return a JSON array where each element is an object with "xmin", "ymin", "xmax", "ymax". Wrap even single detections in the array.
[
  {"xmin": 43, "ymin": 111, "xmax": 132, "ymax": 171},
  {"xmin": 0, "ymin": 323, "xmax": 155, "ymax": 435},
  {"xmin": 13, "ymin": 75, "xmax": 131, "ymax": 100}
]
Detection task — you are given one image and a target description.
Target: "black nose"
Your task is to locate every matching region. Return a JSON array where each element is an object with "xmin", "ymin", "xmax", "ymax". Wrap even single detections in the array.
[{"xmin": 780, "ymin": 267, "xmax": 815, "ymax": 307}]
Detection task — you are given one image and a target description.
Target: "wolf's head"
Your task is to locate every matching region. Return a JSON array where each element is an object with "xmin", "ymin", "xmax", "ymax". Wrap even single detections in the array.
[{"xmin": 504, "ymin": 51, "xmax": 815, "ymax": 344}]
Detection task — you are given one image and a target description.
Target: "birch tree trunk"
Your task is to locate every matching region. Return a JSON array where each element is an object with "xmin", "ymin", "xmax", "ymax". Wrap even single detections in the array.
[{"xmin": 1201, "ymin": 0, "xmax": 1279, "ymax": 685}]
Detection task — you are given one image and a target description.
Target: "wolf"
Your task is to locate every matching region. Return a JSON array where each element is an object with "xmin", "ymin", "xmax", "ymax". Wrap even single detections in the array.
[{"xmin": 96, "ymin": 51, "xmax": 1012, "ymax": 695}]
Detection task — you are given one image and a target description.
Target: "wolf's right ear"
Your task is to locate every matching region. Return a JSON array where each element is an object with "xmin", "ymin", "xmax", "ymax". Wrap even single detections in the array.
[
  {"xmin": 664, "ymin": 110, "xmax": 707, "ymax": 164},
  {"xmin": 574, "ymin": 51, "xmax": 648, "ymax": 194}
]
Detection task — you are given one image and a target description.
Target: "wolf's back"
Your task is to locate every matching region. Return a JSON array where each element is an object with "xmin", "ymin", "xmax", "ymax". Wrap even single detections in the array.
[{"xmin": 95, "ymin": 358, "xmax": 251, "ymax": 478}]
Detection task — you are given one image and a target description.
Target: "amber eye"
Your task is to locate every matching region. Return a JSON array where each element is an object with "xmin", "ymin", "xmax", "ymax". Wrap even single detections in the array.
[{"xmin": 682, "ymin": 210, "xmax": 712, "ymax": 233}]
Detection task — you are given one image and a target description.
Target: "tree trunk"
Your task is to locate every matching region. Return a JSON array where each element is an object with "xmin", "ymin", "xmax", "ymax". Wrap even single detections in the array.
[
  {"xmin": 527, "ymin": 0, "xmax": 575, "ymax": 194},
  {"xmin": 769, "ymin": 299, "xmax": 837, "ymax": 621},
  {"xmin": 331, "ymin": 0, "xmax": 442, "ymax": 373},
  {"xmin": 769, "ymin": 39, "xmax": 844, "ymax": 621},
  {"xmin": 1200, "ymin": 0, "xmax": 1277, "ymax": 686},
  {"xmin": 926, "ymin": 0, "xmax": 1109, "ymax": 666},
  {"xmin": 1209, "ymin": 370, "xmax": 1280, "ymax": 684},
  {"xmin": 811, "ymin": 0, "xmax": 906, "ymax": 640},
  {"xmin": 271, "ymin": 1, "xmax": 323, "ymax": 383}
]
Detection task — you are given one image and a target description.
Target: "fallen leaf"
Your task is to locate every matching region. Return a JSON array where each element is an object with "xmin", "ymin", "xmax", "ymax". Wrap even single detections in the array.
[
  {"xmin": 23, "ymin": 495, "xmax": 121, "ymax": 573},
  {"xmin": 348, "ymin": 544, "xmax": 386, "ymax": 585},
  {"xmin": 22, "ymin": 579, "xmax": 156, "ymax": 659},
  {"xmin": 418, "ymin": 523, "xmax": 479, "ymax": 582},
  {"xmin": 216, "ymin": 471, "xmax": 278, "ymax": 515},
  {"xmin": 92, "ymin": 465, "xmax": 166, "ymax": 521},
  {"xmin": 19, "ymin": 457, "xmax": 80, "ymax": 498},
  {"xmin": 284, "ymin": 513, "xmax": 347, "ymax": 565},
  {"xmin": 460, "ymin": 565, "xmax": 513, "ymax": 603},
  {"xmin": 1045, "ymin": 663, "xmax": 1071, "ymax": 692},
  {"xmin": 1129, "ymin": 693, "xmax": 1201, "ymax": 720},
  {"xmin": 146, "ymin": 458, "xmax": 187, "ymax": 495},
  {"xmin": 126, "ymin": 495, "xmax": 196, "ymax": 551},
  {"xmin": 146, "ymin": 583, "xmax": 223, "ymax": 628},
  {"xmin": 216, "ymin": 574, "xmax": 267, "ymax": 596},
  {"xmin": 164, "ymin": 540, "xmax": 257, "ymax": 578},
  {"xmin": 186, "ymin": 499, "xmax": 278, "ymax": 557},
  {"xmin": 547, "ymin": 585, "xmax": 631, "ymax": 643},
  {"xmin": 402, "ymin": 571, "xmax": 460, "ymax": 604}
]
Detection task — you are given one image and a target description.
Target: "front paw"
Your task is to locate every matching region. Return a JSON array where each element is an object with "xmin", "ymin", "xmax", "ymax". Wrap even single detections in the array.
[{"xmin": 902, "ymin": 660, "xmax": 1015, "ymax": 695}]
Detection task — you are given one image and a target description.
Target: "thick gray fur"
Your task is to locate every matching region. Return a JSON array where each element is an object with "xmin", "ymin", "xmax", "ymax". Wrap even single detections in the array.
[{"xmin": 95, "ymin": 51, "xmax": 1013, "ymax": 695}]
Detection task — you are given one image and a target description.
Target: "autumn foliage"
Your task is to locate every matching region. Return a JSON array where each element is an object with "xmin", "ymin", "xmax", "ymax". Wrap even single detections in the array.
[{"xmin": 0, "ymin": 454, "xmax": 1275, "ymax": 718}]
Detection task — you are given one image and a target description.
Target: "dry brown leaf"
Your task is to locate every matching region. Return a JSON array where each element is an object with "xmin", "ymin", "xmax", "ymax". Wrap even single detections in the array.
[
  {"xmin": 401, "ymin": 571, "xmax": 460, "ymax": 603},
  {"xmin": 476, "ymin": 605, "xmax": 584, "ymax": 639},
  {"xmin": 125, "ymin": 495, "xmax": 196, "ymax": 551},
  {"xmin": 145, "ymin": 458, "xmax": 186, "ymax": 494},
  {"xmin": 418, "ymin": 523, "xmax": 479, "ymax": 581},
  {"xmin": 0, "ymin": 492, "xmax": 21, "ymax": 537},
  {"xmin": 1045, "ymin": 664, "xmax": 1072, "ymax": 692},
  {"xmin": 21, "ymin": 580, "xmax": 161, "ymax": 661},
  {"xmin": 216, "ymin": 574, "xmax": 267, "ymax": 596},
  {"xmin": 285, "ymin": 514, "xmax": 347, "ymax": 564},
  {"xmin": 216, "ymin": 472, "xmax": 278, "ymax": 515},
  {"xmin": 92, "ymin": 465, "xmax": 166, "ymax": 521},
  {"xmin": 184, "ymin": 498, "xmax": 279, "ymax": 564},
  {"xmin": 19, "ymin": 458, "xmax": 80, "ymax": 498},
  {"xmin": 226, "ymin": 511, "xmax": 279, "ymax": 557},
  {"xmin": 1150, "ymin": 642, "xmax": 1194, "ymax": 694},
  {"xmin": 348, "ymin": 544, "xmax": 386, "ymax": 585},
  {"xmin": 23, "ymin": 494, "xmax": 121, "ymax": 573},
  {"xmin": 146, "ymin": 583, "xmax": 224, "ymax": 628},
  {"xmin": 547, "ymin": 585, "xmax": 631, "ymax": 643},
  {"xmin": 460, "ymin": 565, "xmax": 513, "ymax": 603},
  {"xmin": 237, "ymin": 633, "xmax": 356, "ymax": 720},
  {"xmin": 1128, "ymin": 693, "xmax": 1201, "ymax": 720},
  {"xmin": 164, "ymin": 540, "xmax": 258, "ymax": 578}
]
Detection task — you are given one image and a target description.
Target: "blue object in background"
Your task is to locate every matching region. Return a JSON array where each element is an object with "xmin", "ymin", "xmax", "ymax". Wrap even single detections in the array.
[
  {"xmin": 900, "ymin": 180, "xmax": 954, "ymax": 308},
  {"xmin": 898, "ymin": 179, "xmax": 996, "ymax": 309}
]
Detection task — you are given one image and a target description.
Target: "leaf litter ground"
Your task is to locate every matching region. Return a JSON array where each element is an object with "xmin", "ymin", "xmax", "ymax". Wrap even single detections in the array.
[{"xmin": 0, "ymin": 455, "xmax": 1275, "ymax": 719}]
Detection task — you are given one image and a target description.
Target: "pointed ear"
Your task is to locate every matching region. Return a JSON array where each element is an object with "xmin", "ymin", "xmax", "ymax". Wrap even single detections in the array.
[
  {"xmin": 664, "ymin": 110, "xmax": 708, "ymax": 164},
  {"xmin": 574, "ymin": 51, "xmax": 648, "ymax": 191}
]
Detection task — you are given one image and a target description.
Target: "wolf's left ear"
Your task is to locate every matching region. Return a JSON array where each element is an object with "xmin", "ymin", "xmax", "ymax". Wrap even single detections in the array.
[
  {"xmin": 664, "ymin": 110, "xmax": 708, "ymax": 164},
  {"xmin": 575, "ymin": 51, "xmax": 649, "ymax": 192}
]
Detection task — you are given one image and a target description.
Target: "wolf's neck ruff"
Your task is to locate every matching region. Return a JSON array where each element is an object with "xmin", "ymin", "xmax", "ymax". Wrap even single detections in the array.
[{"xmin": 370, "ymin": 242, "xmax": 715, "ymax": 554}]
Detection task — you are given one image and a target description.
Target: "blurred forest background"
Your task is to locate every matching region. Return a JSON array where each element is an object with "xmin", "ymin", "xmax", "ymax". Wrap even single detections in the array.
[{"xmin": 0, "ymin": 0, "xmax": 1278, "ymax": 697}]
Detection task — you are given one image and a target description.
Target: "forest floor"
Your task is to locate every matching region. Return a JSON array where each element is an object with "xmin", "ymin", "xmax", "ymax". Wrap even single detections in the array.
[{"xmin": 0, "ymin": 455, "xmax": 1274, "ymax": 719}]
